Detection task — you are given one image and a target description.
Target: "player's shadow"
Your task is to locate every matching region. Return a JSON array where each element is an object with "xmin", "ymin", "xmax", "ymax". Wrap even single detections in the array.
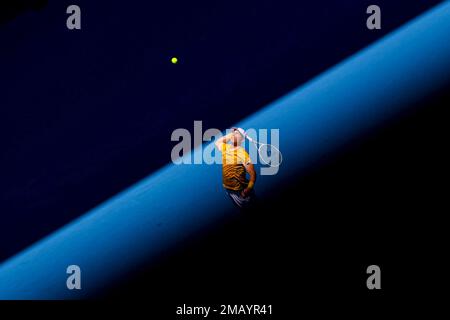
[{"xmin": 0, "ymin": 0, "xmax": 48, "ymax": 26}]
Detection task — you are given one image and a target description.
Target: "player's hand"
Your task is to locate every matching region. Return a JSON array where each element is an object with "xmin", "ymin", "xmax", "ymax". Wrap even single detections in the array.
[{"xmin": 241, "ymin": 188, "xmax": 251, "ymax": 198}]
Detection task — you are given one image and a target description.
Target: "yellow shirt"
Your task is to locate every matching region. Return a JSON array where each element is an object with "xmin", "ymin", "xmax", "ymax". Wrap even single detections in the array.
[{"xmin": 220, "ymin": 143, "xmax": 251, "ymax": 191}]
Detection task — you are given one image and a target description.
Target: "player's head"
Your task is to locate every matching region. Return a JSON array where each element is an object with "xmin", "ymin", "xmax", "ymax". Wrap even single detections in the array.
[{"xmin": 231, "ymin": 127, "xmax": 245, "ymax": 146}]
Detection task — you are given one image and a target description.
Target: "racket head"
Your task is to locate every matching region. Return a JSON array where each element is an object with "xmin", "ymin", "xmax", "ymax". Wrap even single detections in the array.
[{"xmin": 257, "ymin": 143, "xmax": 283, "ymax": 167}]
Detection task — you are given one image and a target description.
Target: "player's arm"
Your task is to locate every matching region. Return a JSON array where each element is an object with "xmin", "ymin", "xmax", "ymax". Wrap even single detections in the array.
[
  {"xmin": 214, "ymin": 132, "xmax": 235, "ymax": 150},
  {"xmin": 242, "ymin": 162, "xmax": 256, "ymax": 197}
]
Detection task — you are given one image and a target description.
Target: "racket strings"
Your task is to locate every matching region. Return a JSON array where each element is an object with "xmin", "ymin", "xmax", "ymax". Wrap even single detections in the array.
[{"xmin": 252, "ymin": 140, "xmax": 283, "ymax": 167}]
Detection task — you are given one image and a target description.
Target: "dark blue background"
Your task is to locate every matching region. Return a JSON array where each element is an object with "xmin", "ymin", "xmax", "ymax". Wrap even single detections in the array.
[{"xmin": 0, "ymin": 0, "xmax": 443, "ymax": 262}]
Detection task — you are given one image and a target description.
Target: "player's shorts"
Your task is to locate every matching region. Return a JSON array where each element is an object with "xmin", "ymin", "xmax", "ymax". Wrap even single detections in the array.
[{"xmin": 225, "ymin": 188, "xmax": 256, "ymax": 209}]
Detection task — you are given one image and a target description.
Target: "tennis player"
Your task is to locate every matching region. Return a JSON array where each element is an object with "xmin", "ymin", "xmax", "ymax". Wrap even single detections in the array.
[{"xmin": 215, "ymin": 128, "xmax": 256, "ymax": 209}]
